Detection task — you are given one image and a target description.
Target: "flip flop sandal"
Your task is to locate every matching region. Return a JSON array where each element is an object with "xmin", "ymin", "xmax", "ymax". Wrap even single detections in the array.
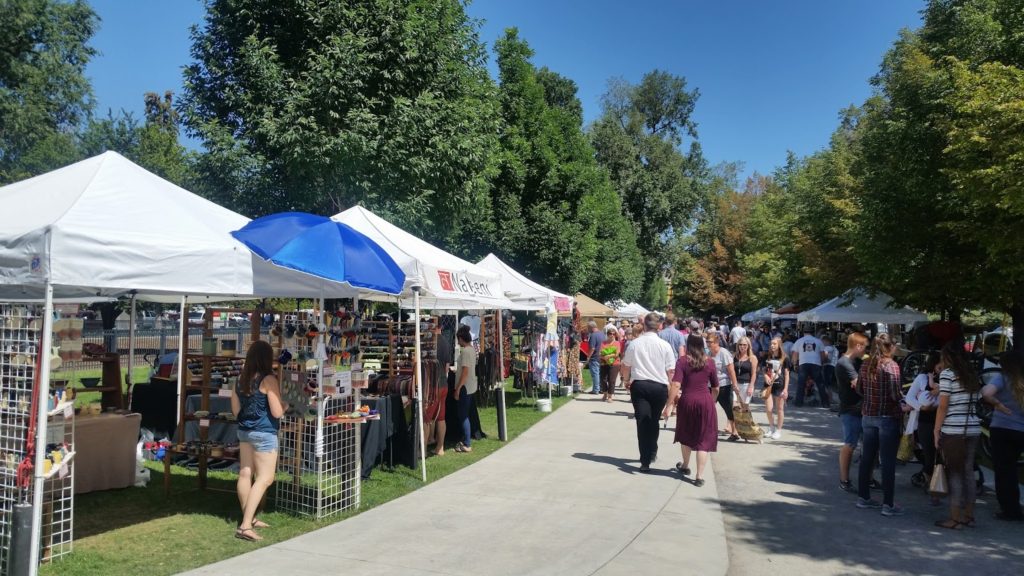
[
  {"xmin": 235, "ymin": 527, "xmax": 263, "ymax": 541},
  {"xmin": 934, "ymin": 519, "xmax": 962, "ymax": 530}
]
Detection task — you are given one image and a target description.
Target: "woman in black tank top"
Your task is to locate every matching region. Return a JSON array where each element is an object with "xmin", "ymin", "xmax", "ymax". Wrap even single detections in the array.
[{"xmin": 733, "ymin": 336, "xmax": 758, "ymax": 407}]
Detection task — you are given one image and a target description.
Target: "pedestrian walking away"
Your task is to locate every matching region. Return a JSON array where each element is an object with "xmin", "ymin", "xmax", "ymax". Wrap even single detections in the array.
[
  {"xmin": 673, "ymin": 334, "xmax": 720, "ymax": 486},
  {"xmin": 621, "ymin": 312, "xmax": 677, "ymax": 473},
  {"xmin": 791, "ymin": 327, "xmax": 827, "ymax": 407}
]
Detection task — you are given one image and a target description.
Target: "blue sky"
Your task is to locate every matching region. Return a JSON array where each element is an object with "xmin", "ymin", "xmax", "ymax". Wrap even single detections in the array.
[{"xmin": 85, "ymin": 0, "xmax": 924, "ymax": 179}]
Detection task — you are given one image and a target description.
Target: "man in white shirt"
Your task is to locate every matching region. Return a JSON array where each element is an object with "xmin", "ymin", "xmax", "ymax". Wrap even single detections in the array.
[
  {"xmin": 729, "ymin": 321, "xmax": 747, "ymax": 352},
  {"xmin": 621, "ymin": 312, "xmax": 677, "ymax": 473},
  {"xmin": 791, "ymin": 328, "xmax": 827, "ymax": 407}
]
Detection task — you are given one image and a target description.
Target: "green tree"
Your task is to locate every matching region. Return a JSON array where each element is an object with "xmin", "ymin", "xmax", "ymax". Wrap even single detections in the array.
[
  {"xmin": 137, "ymin": 91, "xmax": 191, "ymax": 185},
  {"xmin": 489, "ymin": 29, "xmax": 642, "ymax": 301},
  {"xmin": 0, "ymin": 0, "xmax": 97, "ymax": 182},
  {"xmin": 180, "ymin": 0, "xmax": 499, "ymax": 249},
  {"xmin": 590, "ymin": 70, "xmax": 707, "ymax": 296}
]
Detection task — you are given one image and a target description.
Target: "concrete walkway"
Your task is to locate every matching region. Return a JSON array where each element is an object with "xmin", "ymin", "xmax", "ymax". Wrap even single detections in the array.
[
  {"xmin": 714, "ymin": 401, "xmax": 1024, "ymax": 576},
  {"xmin": 181, "ymin": 391, "xmax": 729, "ymax": 576}
]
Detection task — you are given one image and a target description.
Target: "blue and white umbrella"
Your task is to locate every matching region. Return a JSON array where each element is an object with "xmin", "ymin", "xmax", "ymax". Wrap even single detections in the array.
[{"xmin": 232, "ymin": 212, "xmax": 405, "ymax": 295}]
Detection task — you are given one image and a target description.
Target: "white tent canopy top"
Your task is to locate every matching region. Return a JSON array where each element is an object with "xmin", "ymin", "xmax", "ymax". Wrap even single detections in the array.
[
  {"xmin": 611, "ymin": 301, "xmax": 650, "ymax": 319},
  {"xmin": 741, "ymin": 306, "xmax": 775, "ymax": 323},
  {"xmin": 797, "ymin": 290, "xmax": 928, "ymax": 325},
  {"xmin": 333, "ymin": 206, "xmax": 515, "ymax": 310},
  {"xmin": 0, "ymin": 151, "xmax": 375, "ymax": 301},
  {"xmin": 476, "ymin": 253, "xmax": 569, "ymax": 312}
]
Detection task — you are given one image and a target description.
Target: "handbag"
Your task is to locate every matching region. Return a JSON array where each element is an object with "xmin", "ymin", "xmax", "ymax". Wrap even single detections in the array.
[
  {"xmin": 929, "ymin": 462, "xmax": 948, "ymax": 496},
  {"xmin": 897, "ymin": 434, "xmax": 915, "ymax": 462}
]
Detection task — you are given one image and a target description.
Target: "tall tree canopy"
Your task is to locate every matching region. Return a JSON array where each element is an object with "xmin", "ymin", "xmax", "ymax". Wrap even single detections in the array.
[
  {"xmin": 488, "ymin": 29, "xmax": 642, "ymax": 300},
  {"xmin": 590, "ymin": 70, "xmax": 707, "ymax": 303},
  {"xmin": 0, "ymin": 0, "xmax": 97, "ymax": 183},
  {"xmin": 180, "ymin": 0, "xmax": 499, "ymax": 249}
]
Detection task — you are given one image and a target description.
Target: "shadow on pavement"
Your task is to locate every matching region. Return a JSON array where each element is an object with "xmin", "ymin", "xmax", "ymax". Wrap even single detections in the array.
[
  {"xmin": 715, "ymin": 404, "xmax": 1024, "ymax": 575},
  {"xmin": 571, "ymin": 452, "xmax": 681, "ymax": 479}
]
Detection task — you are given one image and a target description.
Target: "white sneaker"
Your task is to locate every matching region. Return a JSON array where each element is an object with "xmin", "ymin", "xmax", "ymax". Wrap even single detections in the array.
[
  {"xmin": 771, "ymin": 430, "xmax": 782, "ymax": 440},
  {"xmin": 767, "ymin": 427, "xmax": 776, "ymax": 439}
]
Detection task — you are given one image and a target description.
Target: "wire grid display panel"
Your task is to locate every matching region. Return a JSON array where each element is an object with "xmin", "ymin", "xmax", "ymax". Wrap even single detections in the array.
[
  {"xmin": 276, "ymin": 392, "xmax": 359, "ymax": 519},
  {"xmin": 0, "ymin": 303, "xmax": 74, "ymax": 570}
]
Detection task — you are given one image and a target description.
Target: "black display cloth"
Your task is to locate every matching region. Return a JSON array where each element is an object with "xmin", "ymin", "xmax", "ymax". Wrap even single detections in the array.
[{"xmin": 360, "ymin": 393, "xmax": 413, "ymax": 479}]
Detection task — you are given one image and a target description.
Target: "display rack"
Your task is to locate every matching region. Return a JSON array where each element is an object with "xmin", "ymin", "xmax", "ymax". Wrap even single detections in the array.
[
  {"xmin": 164, "ymin": 307, "xmax": 272, "ymax": 494},
  {"xmin": 275, "ymin": 307, "xmax": 363, "ymax": 519},
  {"xmin": 0, "ymin": 303, "xmax": 75, "ymax": 571}
]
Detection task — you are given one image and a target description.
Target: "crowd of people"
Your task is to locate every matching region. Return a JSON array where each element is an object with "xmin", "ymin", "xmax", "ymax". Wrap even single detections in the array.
[{"xmin": 590, "ymin": 311, "xmax": 1023, "ymax": 527}]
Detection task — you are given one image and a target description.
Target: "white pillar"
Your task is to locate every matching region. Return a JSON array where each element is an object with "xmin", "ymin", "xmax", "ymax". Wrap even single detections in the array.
[
  {"xmin": 28, "ymin": 281, "xmax": 55, "ymax": 575},
  {"xmin": 413, "ymin": 287, "xmax": 426, "ymax": 482}
]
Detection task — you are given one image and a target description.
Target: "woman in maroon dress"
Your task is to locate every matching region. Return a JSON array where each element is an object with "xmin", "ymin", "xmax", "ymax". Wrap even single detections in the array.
[{"xmin": 673, "ymin": 334, "xmax": 720, "ymax": 487}]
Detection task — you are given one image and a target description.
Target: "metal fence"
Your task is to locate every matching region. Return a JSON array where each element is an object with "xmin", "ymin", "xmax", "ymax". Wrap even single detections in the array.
[{"xmin": 62, "ymin": 326, "xmax": 270, "ymax": 374}]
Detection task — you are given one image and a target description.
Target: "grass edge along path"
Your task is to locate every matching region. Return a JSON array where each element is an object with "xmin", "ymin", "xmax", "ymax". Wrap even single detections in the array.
[{"xmin": 40, "ymin": 388, "xmax": 573, "ymax": 576}]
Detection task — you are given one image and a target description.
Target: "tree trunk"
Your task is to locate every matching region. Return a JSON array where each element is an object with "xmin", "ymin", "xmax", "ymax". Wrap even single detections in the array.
[{"xmin": 1011, "ymin": 301, "xmax": 1024, "ymax": 352}]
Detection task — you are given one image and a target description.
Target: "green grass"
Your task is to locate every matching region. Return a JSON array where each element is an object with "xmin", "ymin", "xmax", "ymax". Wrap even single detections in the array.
[{"xmin": 40, "ymin": 386, "xmax": 571, "ymax": 576}]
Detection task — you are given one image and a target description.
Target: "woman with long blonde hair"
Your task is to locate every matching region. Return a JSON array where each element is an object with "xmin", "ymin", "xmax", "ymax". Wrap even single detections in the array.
[
  {"xmin": 762, "ymin": 337, "xmax": 791, "ymax": 440},
  {"xmin": 733, "ymin": 336, "xmax": 758, "ymax": 408}
]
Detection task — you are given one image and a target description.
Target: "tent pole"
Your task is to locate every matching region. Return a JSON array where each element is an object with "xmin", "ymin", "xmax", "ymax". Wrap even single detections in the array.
[
  {"xmin": 128, "ymin": 292, "xmax": 136, "ymax": 390},
  {"xmin": 496, "ymin": 308, "xmax": 507, "ymax": 442},
  {"xmin": 414, "ymin": 287, "xmax": 426, "ymax": 482},
  {"xmin": 28, "ymin": 281, "xmax": 55, "ymax": 576},
  {"xmin": 176, "ymin": 296, "xmax": 187, "ymax": 432}
]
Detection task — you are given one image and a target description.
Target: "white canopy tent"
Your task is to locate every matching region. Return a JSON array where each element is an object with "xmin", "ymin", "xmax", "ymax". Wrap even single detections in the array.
[
  {"xmin": 476, "ymin": 253, "xmax": 569, "ymax": 312},
  {"xmin": 0, "ymin": 152, "xmax": 374, "ymax": 302},
  {"xmin": 0, "ymin": 153, "xmax": 400, "ymax": 573},
  {"xmin": 741, "ymin": 306, "xmax": 775, "ymax": 323},
  {"xmin": 612, "ymin": 302, "xmax": 650, "ymax": 319},
  {"xmin": 797, "ymin": 290, "xmax": 928, "ymax": 326},
  {"xmin": 333, "ymin": 206, "xmax": 518, "ymax": 481}
]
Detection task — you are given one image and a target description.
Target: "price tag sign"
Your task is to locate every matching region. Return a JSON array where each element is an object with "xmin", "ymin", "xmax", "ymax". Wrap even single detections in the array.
[
  {"xmin": 217, "ymin": 388, "xmax": 232, "ymax": 398},
  {"xmin": 199, "ymin": 419, "xmax": 210, "ymax": 428},
  {"xmin": 333, "ymin": 371, "xmax": 352, "ymax": 399}
]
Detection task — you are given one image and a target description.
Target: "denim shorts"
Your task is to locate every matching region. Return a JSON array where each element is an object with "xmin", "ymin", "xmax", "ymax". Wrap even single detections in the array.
[
  {"xmin": 238, "ymin": 429, "xmax": 279, "ymax": 453},
  {"xmin": 840, "ymin": 413, "xmax": 862, "ymax": 447}
]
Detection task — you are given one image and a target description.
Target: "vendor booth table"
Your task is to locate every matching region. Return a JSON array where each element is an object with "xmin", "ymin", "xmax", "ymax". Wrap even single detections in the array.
[{"xmin": 73, "ymin": 413, "xmax": 141, "ymax": 494}]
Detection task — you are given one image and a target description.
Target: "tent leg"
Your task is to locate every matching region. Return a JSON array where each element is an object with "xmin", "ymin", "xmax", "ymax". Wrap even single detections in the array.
[
  {"xmin": 496, "ymin": 309, "xmax": 507, "ymax": 442},
  {"xmin": 128, "ymin": 292, "xmax": 136, "ymax": 394},
  {"xmin": 28, "ymin": 281, "xmax": 55, "ymax": 576},
  {"xmin": 414, "ymin": 288, "xmax": 426, "ymax": 482},
  {"xmin": 175, "ymin": 296, "xmax": 187, "ymax": 435}
]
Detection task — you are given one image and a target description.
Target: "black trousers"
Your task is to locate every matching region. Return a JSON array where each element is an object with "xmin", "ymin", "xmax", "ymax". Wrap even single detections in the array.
[
  {"xmin": 630, "ymin": 380, "xmax": 669, "ymax": 466},
  {"xmin": 991, "ymin": 427, "xmax": 1024, "ymax": 518},
  {"xmin": 717, "ymin": 385, "xmax": 735, "ymax": 421}
]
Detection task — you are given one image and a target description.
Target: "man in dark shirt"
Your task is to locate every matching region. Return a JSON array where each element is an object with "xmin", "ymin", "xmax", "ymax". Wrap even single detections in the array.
[{"xmin": 837, "ymin": 332, "xmax": 867, "ymax": 492}]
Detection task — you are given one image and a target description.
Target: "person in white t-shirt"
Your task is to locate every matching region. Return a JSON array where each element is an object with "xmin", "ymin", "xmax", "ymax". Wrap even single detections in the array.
[
  {"xmin": 791, "ymin": 328, "xmax": 827, "ymax": 407},
  {"xmin": 729, "ymin": 321, "xmax": 747, "ymax": 352},
  {"xmin": 621, "ymin": 312, "xmax": 677, "ymax": 473}
]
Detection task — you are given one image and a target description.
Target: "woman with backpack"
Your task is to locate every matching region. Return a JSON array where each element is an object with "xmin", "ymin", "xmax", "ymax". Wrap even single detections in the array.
[{"xmin": 933, "ymin": 341, "xmax": 983, "ymax": 529}]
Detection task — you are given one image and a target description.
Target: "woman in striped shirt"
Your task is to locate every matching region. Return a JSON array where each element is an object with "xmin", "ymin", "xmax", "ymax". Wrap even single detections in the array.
[{"xmin": 933, "ymin": 341, "xmax": 982, "ymax": 530}]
